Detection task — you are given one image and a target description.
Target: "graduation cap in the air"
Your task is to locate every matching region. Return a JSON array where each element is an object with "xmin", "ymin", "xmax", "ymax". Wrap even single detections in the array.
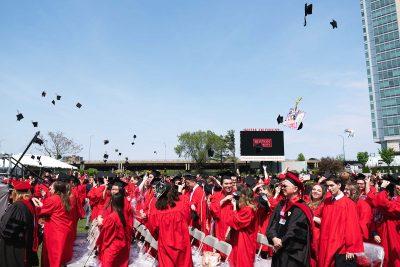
[
  {"xmin": 56, "ymin": 95, "xmax": 61, "ymax": 101},
  {"xmin": 304, "ymin": 3, "xmax": 313, "ymax": 27},
  {"xmin": 125, "ymin": 157, "xmax": 129, "ymax": 161},
  {"xmin": 115, "ymin": 149, "xmax": 119, "ymax": 152},
  {"xmin": 154, "ymin": 151, "xmax": 157, "ymax": 154},
  {"xmin": 104, "ymin": 140, "xmax": 109, "ymax": 145},
  {"xmin": 36, "ymin": 156, "xmax": 41, "ymax": 161},
  {"xmin": 30, "ymin": 155, "xmax": 35, "ymax": 160},
  {"xmin": 32, "ymin": 121, "xmax": 38, "ymax": 127},
  {"xmin": 103, "ymin": 159, "xmax": 107, "ymax": 163},
  {"xmin": 277, "ymin": 115, "xmax": 284, "ymax": 124},
  {"xmin": 33, "ymin": 137, "xmax": 44, "ymax": 146},
  {"xmin": 76, "ymin": 102, "xmax": 82, "ymax": 109},
  {"xmin": 118, "ymin": 152, "xmax": 122, "ymax": 156},
  {"xmin": 16, "ymin": 112, "xmax": 24, "ymax": 121},
  {"xmin": 330, "ymin": 19, "xmax": 338, "ymax": 29},
  {"xmin": 103, "ymin": 153, "xmax": 109, "ymax": 159},
  {"xmin": 131, "ymin": 142, "xmax": 135, "ymax": 145},
  {"xmin": 41, "ymin": 91, "xmax": 46, "ymax": 97},
  {"xmin": 133, "ymin": 134, "xmax": 137, "ymax": 139},
  {"xmin": 51, "ymin": 100, "xmax": 56, "ymax": 105}
]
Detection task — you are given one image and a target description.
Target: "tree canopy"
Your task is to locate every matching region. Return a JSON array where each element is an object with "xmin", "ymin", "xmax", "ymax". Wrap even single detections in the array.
[
  {"xmin": 379, "ymin": 148, "xmax": 395, "ymax": 166},
  {"xmin": 37, "ymin": 131, "xmax": 83, "ymax": 159}
]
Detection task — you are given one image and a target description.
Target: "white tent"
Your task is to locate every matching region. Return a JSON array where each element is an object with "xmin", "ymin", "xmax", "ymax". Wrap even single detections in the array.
[{"xmin": 1, "ymin": 154, "xmax": 77, "ymax": 170}]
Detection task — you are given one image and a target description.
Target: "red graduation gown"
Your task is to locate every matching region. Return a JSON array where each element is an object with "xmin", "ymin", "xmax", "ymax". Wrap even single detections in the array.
[
  {"xmin": 356, "ymin": 196, "xmax": 373, "ymax": 241},
  {"xmin": 318, "ymin": 195, "xmax": 364, "ymax": 267},
  {"xmin": 226, "ymin": 206, "xmax": 258, "ymax": 267},
  {"xmin": 39, "ymin": 194, "xmax": 74, "ymax": 267},
  {"xmin": 309, "ymin": 202, "xmax": 324, "ymax": 267},
  {"xmin": 189, "ymin": 186, "xmax": 208, "ymax": 233},
  {"xmin": 367, "ymin": 191, "xmax": 400, "ymax": 267},
  {"xmin": 97, "ymin": 211, "xmax": 130, "ymax": 267},
  {"xmin": 148, "ymin": 195, "xmax": 193, "ymax": 267},
  {"xmin": 209, "ymin": 191, "xmax": 233, "ymax": 241},
  {"xmin": 87, "ymin": 185, "xmax": 108, "ymax": 221}
]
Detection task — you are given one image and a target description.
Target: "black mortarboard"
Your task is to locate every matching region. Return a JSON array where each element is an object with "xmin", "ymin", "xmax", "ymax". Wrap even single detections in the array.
[
  {"xmin": 277, "ymin": 115, "xmax": 283, "ymax": 124},
  {"xmin": 330, "ymin": 19, "xmax": 338, "ymax": 29},
  {"xmin": 36, "ymin": 156, "xmax": 41, "ymax": 161},
  {"xmin": 244, "ymin": 176, "xmax": 257, "ymax": 188},
  {"xmin": 16, "ymin": 112, "xmax": 24, "ymax": 121},
  {"xmin": 154, "ymin": 151, "xmax": 157, "ymax": 154},
  {"xmin": 131, "ymin": 142, "xmax": 135, "ymax": 145},
  {"xmin": 30, "ymin": 155, "xmax": 35, "ymax": 160},
  {"xmin": 115, "ymin": 149, "xmax": 119, "ymax": 152},
  {"xmin": 304, "ymin": 3, "xmax": 313, "ymax": 27},
  {"xmin": 297, "ymin": 122, "xmax": 303, "ymax": 130},
  {"xmin": 207, "ymin": 148, "xmax": 214, "ymax": 157},
  {"xmin": 103, "ymin": 153, "xmax": 109, "ymax": 159},
  {"xmin": 56, "ymin": 95, "xmax": 61, "ymax": 100},
  {"xmin": 103, "ymin": 159, "xmax": 107, "ymax": 163},
  {"xmin": 133, "ymin": 134, "xmax": 137, "ymax": 139},
  {"xmin": 76, "ymin": 102, "xmax": 82, "ymax": 108},
  {"xmin": 104, "ymin": 140, "xmax": 109, "ymax": 145},
  {"xmin": 41, "ymin": 91, "xmax": 46, "ymax": 97},
  {"xmin": 118, "ymin": 152, "xmax": 122, "ymax": 156},
  {"xmin": 32, "ymin": 121, "xmax": 38, "ymax": 127},
  {"xmin": 33, "ymin": 137, "xmax": 44, "ymax": 146},
  {"xmin": 51, "ymin": 100, "xmax": 56, "ymax": 105}
]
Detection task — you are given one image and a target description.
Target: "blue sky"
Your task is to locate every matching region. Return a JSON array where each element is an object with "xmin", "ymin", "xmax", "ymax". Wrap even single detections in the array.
[{"xmin": 0, "ymin": 0, "xmax": 380, "ymax": 161}]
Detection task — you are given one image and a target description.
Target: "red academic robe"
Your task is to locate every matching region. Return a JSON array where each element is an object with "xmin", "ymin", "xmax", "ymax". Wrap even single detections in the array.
[
  {"xmin": 308, "ymin": 202, "xmax": 324, "ymax": 267},
  {"xmin": 189, "ymin": 186, "xmax": 208, "ymax": 233},
  {"xmin": 318, "ymin": 195, "xmax": 364, "ymax": 267},
  {"xmin": 87, "ymin": 185, "xmax": 108, "ymax": 221},
  {"xmin": 97, "ymin": 211, "xmax": 130, "ymax": 267},
  {"xmin": 367, "ymin": 191, "xmax": 400, "ymax": 267},
  {"xmin": 226, "ymin": 206, "xmax": 258, "ymax": 267},
  {"xmin": 209, "ymin": 191, "xmax": 233, "ymax": 241},
  {"xmin": 357, "ymin": 195, "xmax": 373, "ymax": 241},
  {"xmin": 39, "ymin": 194, "xmax": 74, "ymax": 267},
  {"xmin": 33, "ymin": 184, "xmax": 49, "ymax": 200},
  {"xmin": 148, "ymin": 195, "xmax": 193, "ymax": 267}
]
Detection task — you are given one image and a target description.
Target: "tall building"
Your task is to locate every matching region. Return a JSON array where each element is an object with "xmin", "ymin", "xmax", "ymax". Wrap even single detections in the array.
[{"xmin": 361, "ymin": 0, "xmax": 400, "ymax": 151}]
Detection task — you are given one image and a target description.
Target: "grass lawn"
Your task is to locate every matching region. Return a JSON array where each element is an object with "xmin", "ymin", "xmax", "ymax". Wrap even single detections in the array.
[{"xmin": 37, "ymin": 219, "xmax": 89, "ymax": 266}]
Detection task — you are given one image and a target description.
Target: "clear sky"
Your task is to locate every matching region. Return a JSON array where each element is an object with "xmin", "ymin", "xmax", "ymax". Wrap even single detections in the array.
[{"xmin": 0, "ymin": 0, "xmax": 380, "ymax": 161}]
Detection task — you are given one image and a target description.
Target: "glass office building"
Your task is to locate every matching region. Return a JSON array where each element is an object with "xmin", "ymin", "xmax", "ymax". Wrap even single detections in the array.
[{"xmin": 361, "ymin": 0, "xmax": 400, "ymax": 151}]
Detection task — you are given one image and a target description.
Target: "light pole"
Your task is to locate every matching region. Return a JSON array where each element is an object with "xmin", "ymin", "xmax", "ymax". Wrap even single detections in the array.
[
  {"xmin": 163, "ymin": 142, "xmax": 167, "ymax": 161},
  {"xmin": 338, "ymin": 135, "xmax": 345, "ymax": 161},
  {"xmin": 88, "ymin": 135, "xmax": 94, "ymax": 161}
]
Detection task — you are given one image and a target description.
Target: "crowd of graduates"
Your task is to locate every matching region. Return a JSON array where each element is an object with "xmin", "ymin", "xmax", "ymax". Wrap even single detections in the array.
[{"xmin": 0, "ymin": 166, "xmax": 399, "ymax": 267}]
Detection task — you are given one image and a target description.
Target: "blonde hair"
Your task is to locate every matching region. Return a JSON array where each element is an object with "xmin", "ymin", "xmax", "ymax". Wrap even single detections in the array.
[
  {"xmin": 12, "ymin": 190, "xmax": 31, "ymax": 202},
  {"xmin": 239, "ymin": 187, "xmax": 257, "ymax": 211}
]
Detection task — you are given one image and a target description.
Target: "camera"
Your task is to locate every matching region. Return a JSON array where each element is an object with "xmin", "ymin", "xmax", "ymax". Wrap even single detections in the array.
[{"xmin": 232, "ymin": 191, "xmax": 240, "ymax": 200}]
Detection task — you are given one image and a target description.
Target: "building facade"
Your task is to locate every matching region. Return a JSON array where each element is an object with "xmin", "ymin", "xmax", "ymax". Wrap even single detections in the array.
[{"xmin": 361, "ymin": 0, "xmax": 400, "ymax": 151}]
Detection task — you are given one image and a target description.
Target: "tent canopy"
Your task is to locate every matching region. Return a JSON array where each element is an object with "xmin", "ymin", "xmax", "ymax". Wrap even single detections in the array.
[{"xmin": 1, "ymin": 154, "xmax": 77, "ymax": 170}]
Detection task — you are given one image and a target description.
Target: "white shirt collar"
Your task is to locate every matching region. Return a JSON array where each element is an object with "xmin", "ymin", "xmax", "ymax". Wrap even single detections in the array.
[{"xmin": 333, "ymin": 191, "xmax": 344, "ymax": 201}]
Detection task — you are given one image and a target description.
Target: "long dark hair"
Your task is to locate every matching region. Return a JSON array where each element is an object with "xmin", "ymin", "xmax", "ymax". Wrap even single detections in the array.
[
  {"xmin": 155, "ymin": 183, "xmax": 179, "ymax": 210},
  {"xmin": 111, "ymin": 193, "xmax": 126, "ymax": 227},
  {"xmin": 53, "ymin": 181, "xmax": 71, "ymax": 212}
]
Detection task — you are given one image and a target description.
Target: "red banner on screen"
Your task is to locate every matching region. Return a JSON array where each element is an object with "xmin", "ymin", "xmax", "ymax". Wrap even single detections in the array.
[{"xmin": 253, "ymin": 138, "xmax": 272, "ymax": 148}]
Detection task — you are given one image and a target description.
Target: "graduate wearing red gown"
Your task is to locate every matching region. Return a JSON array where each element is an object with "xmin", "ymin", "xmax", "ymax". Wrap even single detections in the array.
[
  {"xmin": 225, "ymin": 188, "xmax": 258, "ymax": 267},
  {"xmin": 356, "ymin": 195, "xmax": 373, "ymax": 241},
  {"xmin": 367, "ymin": 189, "xmax": 400, "ymax": 267},
  {"xmin": 87, "ymin": 184, "xmax": 109, "ymax": 221},
  {"xmin": 148, "ymin": 183, "xmax": 193, "ymax": 267},
  {"xmin": 97, "ymin": 193, "xmax": 130, "ymax": 267},
  {"xmin": 188, "ymin": 182, "xmax": 208, "ymax": 233},
  {"xmin": 39, "ymin": 183, "xmax": 74, "ymax": 267},
  {"xmin": 209, "ymin": 189, "xmax": 233, "ymax": 241},
  {"xmin": 318, "ymin": 178, "xmax": 363, "ymax": 267}
]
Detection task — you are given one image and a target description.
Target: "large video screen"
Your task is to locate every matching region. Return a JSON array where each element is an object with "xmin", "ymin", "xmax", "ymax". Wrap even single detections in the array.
[{"xmin": 240, "ymin": 130, "xmax": 285, "ymax": 161}]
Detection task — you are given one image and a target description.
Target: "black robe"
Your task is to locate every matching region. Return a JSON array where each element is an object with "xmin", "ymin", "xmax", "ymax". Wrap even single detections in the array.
[
  {"xmin": 0, "ymin": 200, "xmax": 35, "ymax": 267},
  {"xmin": 266, "ymin": 200, "xmax": 312, "ymax": 267}
]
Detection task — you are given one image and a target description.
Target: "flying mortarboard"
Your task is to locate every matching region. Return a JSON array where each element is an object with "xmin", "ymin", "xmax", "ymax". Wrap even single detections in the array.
[
  {"xmin": 33, "ymin": 137, "xmax": 44, "ymax": 146},
  {"xmin": 104, "ymin": 140, "xmax": 109, "ymax": 145},
  {"xmin": 330, "ymin": 19, "xmax": 338, "ymax": 29},
  {"xmin": 76, "ymin": 102, "xmax": 82, "ymax": 108},
  {"xmin": 103, "ymin": 153, "xmax": 109, "ymax": 159},
  {"xmin": 118, "ymin": 152, "xmax": 122, "ymax": 156},
  {"xmin": 133, "ymin": 134, "xmax": 137, "ymax": 139},
  {"xmin": 51, "ymin": 100, "xmax": 56, "ymax": 105},
  {"xmin": 154, "ymin": 151, "xmax": 157, "ymax": 154},
  {"xmin": 30, "ymin": 155, "xmax": 35, "ymax": 160},
  {"xmin": 115, "ymin": 149, "xmax": 119, "ymax": 152},
  {"xmin": 304, "ymin": 3, "xmax": 313, "ymax": 27},
  {"xmin": 277, "ymin": 115, "xmax": 284, "ymax": 124},
  {"xmin": 103, "ymin": 159, "xmax": 107, "ymax": 163},
  {"xmin": 32, "ymin": 121, "xmax": 38, "ymax": 127},
  {"xmin": 131, "ymin": 142, "xmax": 135, "ymax": 145},
  {"xmin": 56, "ymin": 95, "xmax": 61, "ymax": 100},
  {"xmin": 36, "ymin": 156, "xmax": 41, "ymax": 161},
  {"xmin": 16, "ymin": 112, "xmax": 24, "ymax": 121},
  {"xmin": 41, "ymin": 91, "xmax": 46, "ymax": 97}
]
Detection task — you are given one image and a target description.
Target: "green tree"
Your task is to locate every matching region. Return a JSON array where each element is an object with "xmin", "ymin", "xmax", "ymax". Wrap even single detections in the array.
[
  {"xmin": 379, "ymin": 148, "xmax": 395, "ymax": 166},
  {"xmin": 318, "ymin": 157, "xmax": 344, "ymax": 175},
  {"xmin": 297, "ymin": 153, "xmax": 306, "ymax": 161},
  {"xmin": 175, "ymin": 130, "xmax": 228, "ymax": 169},
  {"xmin": 357, "ymin": 152, "xmax": 369, "ymax": 167}
]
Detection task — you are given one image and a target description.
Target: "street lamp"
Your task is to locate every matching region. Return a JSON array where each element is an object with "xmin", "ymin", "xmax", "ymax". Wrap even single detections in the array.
[
  {"xmin": 338, "ymin": 135, "xmax": 345, "ymax": 161},
  {"xmin": 88, "ymin": 135, "xmax": 94, "ymax": 161},
  {"xmin": 163, "ymin": 142, "xmax": 167, "ymax": 161}
]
